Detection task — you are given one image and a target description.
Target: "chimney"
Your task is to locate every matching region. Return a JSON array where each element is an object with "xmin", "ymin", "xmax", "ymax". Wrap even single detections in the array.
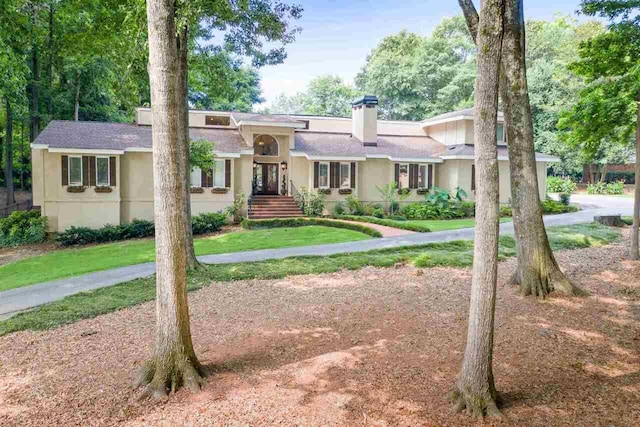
[{"xmin": 352, "ymin": 95, "xmax": 378, "ymax": 146}]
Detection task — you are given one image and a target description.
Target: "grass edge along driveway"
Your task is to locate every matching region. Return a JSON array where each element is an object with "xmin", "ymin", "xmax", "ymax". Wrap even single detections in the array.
[
  {"xmin": 0, "ymin": 226, "xmax": 371, "ymax": 292},
  {"xmin": 0, "ymin": 223, "xmax": 620, "ymax": 336}
]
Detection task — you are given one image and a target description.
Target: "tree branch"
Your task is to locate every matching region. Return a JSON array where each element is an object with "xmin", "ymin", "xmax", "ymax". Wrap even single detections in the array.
[{"xmin": 458, "ymin": 0, "xmax": 479, "ymax": 42}]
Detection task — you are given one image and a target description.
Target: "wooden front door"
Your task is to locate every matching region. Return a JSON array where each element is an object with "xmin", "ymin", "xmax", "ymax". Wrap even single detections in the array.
[{"xmin": 254, "ymin": 163, "xmax": 279, "ymax": 195}]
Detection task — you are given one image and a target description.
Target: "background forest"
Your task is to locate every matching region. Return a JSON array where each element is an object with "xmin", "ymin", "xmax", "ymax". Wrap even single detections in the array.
[{"xmin": 0, "ymin": 2, "xmax": 635, "ymax": 195}]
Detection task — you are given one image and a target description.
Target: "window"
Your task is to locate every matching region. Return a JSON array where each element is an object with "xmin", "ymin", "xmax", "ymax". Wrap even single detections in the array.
[
  {"xmin": 318, "ymin": 162, "xmax": 329, "ymax": 188},
  {"xmin": 418, "ymin": 164, "xmax": 427, "ymax": 188},
  {"xmin": 471, "ymin": 164, "xmax": 476, "ymax": 191},
  {"xmin": 69, "ymin": 156, "xmax": 82, "ymax": 186},
  {"xmin": 497, "ymin": 123, "xmax": 504, "ymax": 143},
  {"xmin": 254, "ymin": 135, "xmax": 279, "ymax": 156},
  {"xmin": 398, "ymin": 164, "xmax": 409, "ymax": 189},
  {"xmin": 339, "ymin": 163, "xmax": 351, "ymax": 188},
  {"xmin": 205, "ymin": 115, "xmax": 230, "ymax": 126},
  {"xmin": 191, "ymin": 167, "xmax": 202, "ymax": 187},
  {"xmin": 96, "ymin": 157, "xmax": 110, "ymax": 186},
  {"xmin": 212, "ymin": 159, "xmax": 225, "ymax": 187}
]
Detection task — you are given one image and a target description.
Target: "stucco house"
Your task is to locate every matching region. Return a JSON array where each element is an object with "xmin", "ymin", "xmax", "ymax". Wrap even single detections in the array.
[{"xmin": 31, "ymin": 95, "xmax": 558, "ymax": 232}]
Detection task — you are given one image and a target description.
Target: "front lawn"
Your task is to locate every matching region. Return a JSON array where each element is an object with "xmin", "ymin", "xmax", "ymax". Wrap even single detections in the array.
[
  {"xmin": 0, "ymin": 222, "xmax": 620, "ymax": 336},
  {"xmin": 406, "ymin": 217, "xmax": 512, "ymax": 232},
  {"xmin": 0, "ymin": 226, "xmax": 371, "ymax": 292}
]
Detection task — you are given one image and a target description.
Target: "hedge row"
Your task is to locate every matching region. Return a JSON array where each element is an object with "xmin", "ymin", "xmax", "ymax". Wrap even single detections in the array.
[
  {"xmin": 58, "ymin": 212, "xmax": 227, "ymax": 246},
  {"xmin": 241, "ymin": 217, "xmax": 383, "ymax": 238},
  {"xmin": 329, "ymin": 215, "xmax": 431, "ymax": 233}
]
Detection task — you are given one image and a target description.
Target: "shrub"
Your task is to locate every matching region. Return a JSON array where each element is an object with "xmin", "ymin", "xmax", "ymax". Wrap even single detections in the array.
[
  {"xmin": 559, "ymin": 193, "xmax": 571, "ymax": 206},
  {"xmin": 241, "ymin": 217, "xmax": 383, "ymax": 237},
  {"xmin": 345, "ymin": 195, "xmax": 364, "ymax": 215},
  {"xmin": 541, "ymin": 199, "xmax": 579, "ymax": 214},
  {"xmin": 387, "ymin": 214, "xmax": 407, "ymax": 221},
  {"xmin": 605, "ymin": 171, "xmax": 635, "ymax": 184},
  {"xmin": 225, "ymin": 193, "xmax": 246, "ymax": 224},
  {"xmin": 587, "ymin": 180, "xmax": 624, "ymax": 195},
  {"xmin": 191, "ymin": 212, "xmax": 227, "ymax": 235},
  {"xmin": 499, "ymin": 205, "xmax": 512, "ymax": 217},
  {"xmin": 376, "ymin": 182, "xmax": 409, "ymax": 215},
  {"xmin": 0, "ymin": 210, "xmax": 48, "ymax": 247},
  {"xmin": 100, "ymin": 224, "xmax": 125, "ymax": 242},
  {"xmin": 587, "ymin": 182, "xmax": 606, "ymax": 194},
  {"xmin": 606, "ymin": 180, "xmax": 625, "ymax": 195},
  {"xmin": 330, "ymin": 215, "xmax": 431, "ymax": 232},
  {"xmin": 459, "ymin": 201, "xmax": 476, "ymax": 217},
  {"xmin": 121, "ymin": 219, "xmax": 155, "ymax": 239},
  {"xmin": 402, "ymin": 199, "xmax": 475, "ymax": 220},
  {"xmin": 57, "ymin": 226, "xmax": 102, "ymax": 246},
  {"xmin": 293, "ymin": 187, "xmax": 325, "ymax": 217},
  {"xmin": 372, "ymin": 207, "xmax": 385, "ymax": 218},
  {"xmin": 333, "ymin": 201, "xmax": 345, "ymax": 215},
  {"xmin": 547, "ymin": 176, "xmax": 577, "ymax": 194}
]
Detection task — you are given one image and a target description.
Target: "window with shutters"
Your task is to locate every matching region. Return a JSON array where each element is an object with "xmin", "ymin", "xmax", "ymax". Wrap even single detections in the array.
[
  {"xmin": 191, "ymin": 167, "xmax": 202, "ymax": 187},
  {"xmin": 339, "ymin": 163, "xmax": 351, "ymax": 188},
  {"xmin": 212, "ymin": 159, "xmax": 225, "ymax": 188},
  {"xmin": 96, "ymin": 157, "xmax": 110, "ymax": 186},
  {"xmin": 69, "ymin": 156, "xmax": 82, "ymax": 186},
  {"xmin": 417, "ymin": 164, "xmax": 426, "ymax": 188},
  {"xmin": 471, "ymin": 164, "xmax": 476, "ymax": 191},
  {"xmin": 318, "ymin": 162, "xmax": 329, "ymax": 188},
  {"xmin": 398, "ymin": 164, "xmax": 409, "ymax": 189}
]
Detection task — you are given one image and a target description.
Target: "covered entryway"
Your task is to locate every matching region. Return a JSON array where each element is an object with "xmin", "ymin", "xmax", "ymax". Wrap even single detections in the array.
[{"xmin": 253, "ymin": 163, "xmax": 279, "ymax": 195}]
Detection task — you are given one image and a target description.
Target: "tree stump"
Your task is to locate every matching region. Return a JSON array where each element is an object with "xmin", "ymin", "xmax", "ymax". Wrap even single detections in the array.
[{"xmin": 594, "ymin": 215, "xmax": 624, "ymax": 227}]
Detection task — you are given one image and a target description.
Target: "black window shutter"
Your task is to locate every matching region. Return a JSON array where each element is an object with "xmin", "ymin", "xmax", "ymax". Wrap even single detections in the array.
[
  {"xmin": 109, "ymin": 157, "xmax": 117, "ymax": 186},
  {"xmin": 225, "ymin": 159, "xmax": 231, "ymax": 188},
  {"xmin": 394, "ymin": 163, "xmax": 400, "ymax": 187},
  {"xmin": 313, "ymin": 162, "xmax": 319, "ymax": 188},
  {"xmin": 408, "ymin": 164, "xmax": 416, "ymax": 189},
  {"xmin": 350, "ymin": 162, "xmax": 356, "ymax": 188},
  {"xmin": 471, "ymin": 164, "xmax": 476, "ymax": 191},
  {"xmin": 89, "ymin": 156, "xmax": 96, "ymax": 187},
  {"xmin": 82, "ymin": 156, "xmax": 89, "ymax": 186},
  {"xmin": 330, "ymin": 162, "xmax": 339, "ymax": 188},
  {"xmin": 61, "ymin": 155, "xmax": 69, "ymax": 186},
  {"xmin": 200, "ymin": 169, "xmax": 206, "ymax": 187},
  {"xmin": 428, "ymin": 164, "xmax": 434, "ymax": 188}
]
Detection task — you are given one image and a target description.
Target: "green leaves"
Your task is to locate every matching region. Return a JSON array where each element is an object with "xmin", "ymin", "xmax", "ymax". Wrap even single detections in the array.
[{"xmin": 189, "ymin": 139, "xmax": 215, "ymax": 172}]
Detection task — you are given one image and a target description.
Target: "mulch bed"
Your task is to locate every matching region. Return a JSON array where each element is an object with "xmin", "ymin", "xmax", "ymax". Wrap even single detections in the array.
[{"xmin": 0, "ymin": 232, "xmax": 638, "ymax": 426}]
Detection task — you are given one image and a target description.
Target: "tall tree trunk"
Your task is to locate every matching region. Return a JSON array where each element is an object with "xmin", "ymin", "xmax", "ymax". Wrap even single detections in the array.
[
  {"xmin": 451, "ymin": 0, "xmax": 504, "ymax": 419},
  {"xmin": 137, "ymin": 0, "xmax": 203, "ymax": 398},
  {"xmin": 20, "ymin": 120, "xmax": 25, "ymax": 190},
  {"xmin": 47, "ymin": 2, "xmax": 54, "ymax": 119},
  {"xmin": 74, "ymin": 70, "xmax": 81, "ymax": 121},
  {"xmin": 631, "ymin": 95, "xmax": 640, "ymax": 260},
  {"xmin": 176, "ymin": 25, "xmax": 198, "ymax": 269},
  {"xmin": 459, "ymin": 0, "xmax": 581, "ymax": 297},
  {"xmin": 5, "ymin": 98, "xmax": 15, "ymax": 206},
  {"xmin": 29, "ymin": 9, "xmax": 40, "ymax": 142}
]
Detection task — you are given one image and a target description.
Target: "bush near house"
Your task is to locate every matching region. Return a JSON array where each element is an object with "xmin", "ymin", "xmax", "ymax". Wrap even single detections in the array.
[
  {"xmin": 241, "ymin": 217, "xmax": 383, "ymax": 238},
  {"xmin": 329, "ymin": 215, "xmax": 432, "ymax": 232},
  {"xmin": 0, "ymin": 210, "xmax": 48, "ymax": 247},
  {"xmin": 58, "ymin": 213, "xmax": 226, "ymax": 246},
  {"xmin": 293, "ymin": 187, "xmax": 325, "ymax": 216},
  {"xmin": 547, "ymin": 176, "xmax": 577, "ymax": 194},
  {"xmin": 587, "ymin": 180, "xmax": 625, "ymax": 195},
  {"xmin": 402, "ymin": 200, "xmax": 475, "ymax": 220},
  {"xmin": 498, "ymin": 199, "xmax": 578, "ymax": 217}
]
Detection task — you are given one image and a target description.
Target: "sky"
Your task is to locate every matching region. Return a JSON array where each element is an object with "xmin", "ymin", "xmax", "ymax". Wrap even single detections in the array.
[{"xmin": 256, "ymin": 0, "xmax": 588, "ymax": 108}]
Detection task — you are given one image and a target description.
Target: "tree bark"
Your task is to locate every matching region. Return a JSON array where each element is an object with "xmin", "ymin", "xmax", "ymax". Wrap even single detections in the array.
[
  {"xmin": 451, "ymin": 0, "xmax": 504, "ymax": 420},
  {"xmin": 459, "ymin": 0, "xmax": 581, "ymax": 298},
  {"xmin": 176, "ymin": 25, "xmax": 199, "ymax": 269},
  {"xmin": 5, "ymin": 98, "xmax": 15, "ymax": 206},
  {"xmin": 631, "ymin": 95, "xmax": 640, "ymax": 260},
  {"xmin": 74, "ymin": 70, "xmax": 81, "ymax": 121},
  {"xmin": 137, "ymin": 0, "xmax": 203, "ymax": 398},
  {"xmin": 29, "ymin": 8, "xmax": 40, "ymax": 142}
]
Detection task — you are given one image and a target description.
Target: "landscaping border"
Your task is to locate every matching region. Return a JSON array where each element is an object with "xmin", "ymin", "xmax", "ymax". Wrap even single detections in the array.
[
  {"xmin": 328, "ymin": 215, "xmax": 432, "ymax": 232},
  {"xmin": 241, "ymin": 217, "xmax": 383, "ymax": 238}
]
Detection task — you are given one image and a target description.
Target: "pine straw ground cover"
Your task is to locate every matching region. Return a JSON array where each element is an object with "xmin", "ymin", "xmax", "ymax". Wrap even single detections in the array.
[{"xmin": 1, "ymin": 230, "xmax": 639, "ymax": 426}]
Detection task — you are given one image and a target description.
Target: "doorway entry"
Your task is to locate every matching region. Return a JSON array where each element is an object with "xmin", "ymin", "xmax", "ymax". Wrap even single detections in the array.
[{"xmin": 253, "ymin": 163, "xmax": 279, "ymax": 195}]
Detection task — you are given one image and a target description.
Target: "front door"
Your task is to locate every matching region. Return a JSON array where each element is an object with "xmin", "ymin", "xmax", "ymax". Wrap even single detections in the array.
[{"xmin": 254, "ymin": 163, "xmax": 279, "ymax": 195}]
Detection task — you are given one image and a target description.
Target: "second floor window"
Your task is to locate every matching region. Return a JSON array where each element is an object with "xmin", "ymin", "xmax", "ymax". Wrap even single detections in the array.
[
  {"xmin": 96, "ymin": 157, "xmax": 110, "ymax": 186},
  {"xmin": 213, "ymin": 159, "xmax": 225, "ymax": 187},
  {"xmin": 254, "ymin": 135, "xmax": 279, "ymax": 156},
  {"xmin": 69, "ymin": 156, "xmax": 82, "ymax": 186}
]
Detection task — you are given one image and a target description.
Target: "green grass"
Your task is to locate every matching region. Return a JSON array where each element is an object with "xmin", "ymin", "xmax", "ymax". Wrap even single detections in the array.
[
  {"xmin": 330, "ymin": 215, "xmax": 432, "ymax": 232},
  {"xmin": 0, "ymin": 222, "xmax": 620, "ymax": 336},
  {"xmin": 406, "ymin": 217, "xmax": 512, "ymax": 232},
  {"xmin": 0, "ymin": 226, "xmax": 370, "ymax": 292}
]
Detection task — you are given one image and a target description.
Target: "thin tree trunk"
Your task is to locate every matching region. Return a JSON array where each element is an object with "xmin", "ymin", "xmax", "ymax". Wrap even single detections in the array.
[
  {"xmin": 29, "ymin": 9, "xmax": 40, "ymax": 142},
  {"xmin": 630, "ymin": 95, "xmax": 640, "ymax": 260},
  {"xmin": 74, "ymin": 70, "xmax": 81, "ymax": 121},
  {"xmin": 451, "ymin": 0, "xmax": 504, "ymax": 419},
  {"xmin": 176, "ymin": 25, "xmax": 198, "ymax": 269},
  {"xmin": 20, "ymin": 120, "xmax": 25, "ymax": 190},
  {"xmin": 459, "ymin": 0, "xmax": 581, "ymax": 298},
  {"xmin": 5, "ymin": 98, "xmax": 14, "ymax": 206},
  {"xmin": 599, "ymin": 164, "xmax": 608, "ymax": 183},
  {"xmin": 137, "ymin": 0, "xmax": 203, "ymax": 398},
  {"xmin": 47, "ymin": 2, "xmax": 54, "ymax": 119}
]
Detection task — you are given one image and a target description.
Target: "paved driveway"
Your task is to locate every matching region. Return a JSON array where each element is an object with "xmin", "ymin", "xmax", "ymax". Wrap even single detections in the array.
[{"xmin": 0, "ymin": 203, "xmax": 634, "ymax": 319}]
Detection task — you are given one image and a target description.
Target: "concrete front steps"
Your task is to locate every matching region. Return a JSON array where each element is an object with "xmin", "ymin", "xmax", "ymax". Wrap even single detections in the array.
[{"xmin": 249, "ymin": 195, "xmax": 304, "ymax": 219}]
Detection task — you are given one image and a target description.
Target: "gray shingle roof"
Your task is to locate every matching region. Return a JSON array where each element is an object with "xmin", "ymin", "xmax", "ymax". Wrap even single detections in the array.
[
  {"xmin": 33, "ymin": 120, "xmax": 246, "ymax": 153},
  {"xmin": 292, "ymin": 132, "xmax": 445, "ymax": 160},
  {"xmin": 230, "ymin": 112, "xmax": 302, "ymax": 125},
  {"xmin": 423, "ymin": 108, "xmax": 504, "ymax": 124},
  {"xmin": 438, "ymin": 143, "xmax": 560, "ymax": 162}
]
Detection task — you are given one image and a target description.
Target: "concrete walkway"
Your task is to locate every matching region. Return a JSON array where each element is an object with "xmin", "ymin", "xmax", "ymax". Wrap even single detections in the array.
[
  {"xmin": 327, "ymin": 218, "xmax": 416, "ymax": 237},
  {"xmin": 0, "ymin": 204, "xmax": 632, "ymax": 319}
]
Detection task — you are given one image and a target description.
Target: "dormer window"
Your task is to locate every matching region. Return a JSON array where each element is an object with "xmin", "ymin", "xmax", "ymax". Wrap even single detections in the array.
[{"xmin": 205, "ymin": 115, "xmax": 230, "ymax": 126}]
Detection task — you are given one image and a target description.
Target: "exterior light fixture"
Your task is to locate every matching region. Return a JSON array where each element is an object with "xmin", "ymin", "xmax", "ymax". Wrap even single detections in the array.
[{"xmin": 280, "ymin": 161, "xmax": 288, "ymax": 171}]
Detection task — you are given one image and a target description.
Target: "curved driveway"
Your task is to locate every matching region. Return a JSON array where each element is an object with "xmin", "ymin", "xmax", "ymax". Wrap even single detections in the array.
[{"xmin": 0, "ymin": 196, "xmax": 633, "ymax": 319}]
